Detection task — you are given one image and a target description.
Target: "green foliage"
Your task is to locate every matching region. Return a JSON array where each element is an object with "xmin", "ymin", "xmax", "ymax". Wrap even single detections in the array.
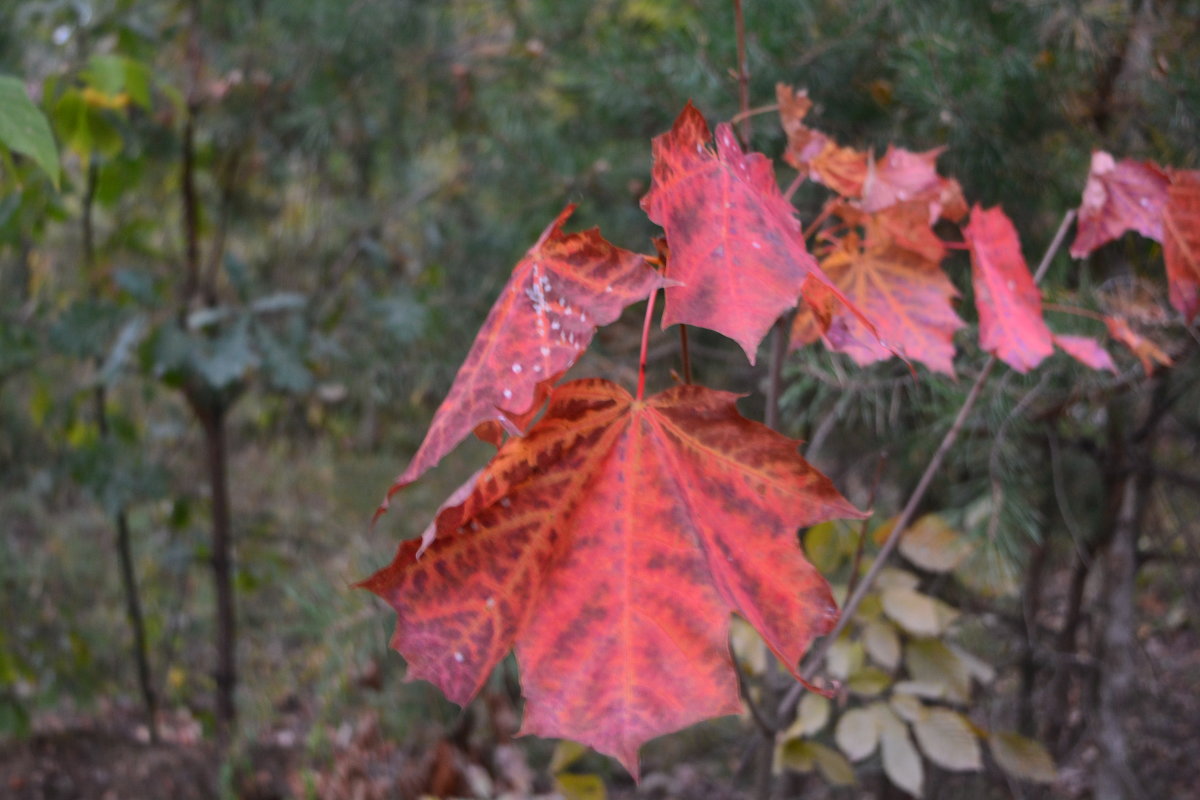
[{"xmin": 0, "ymin": 74, "xmax": 60, "ymax": 187}]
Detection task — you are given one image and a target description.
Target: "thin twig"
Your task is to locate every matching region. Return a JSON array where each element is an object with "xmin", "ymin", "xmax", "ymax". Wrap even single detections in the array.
[
  {"xmin": 729, "ymin": 103, "xmax": 780, "ymax": 128},
  {"xmin": 783, "ymin": 172, "xmax": 805, "ymax": 203},
  {"xmin": 733, "ymin": 0, "xmax": 751, "ymax": 145},
  {"xmin": 845, "ymin": 454, "xmax": 887, "ymax": 600},
  {"xmin": 637, "ymin": 288, "xmax": 659, "ymax": 401},
  {"xmin": 734, "ymin": 657, "xmax": 777, "ymax": 736},
  {"xmin": 679, "ymin": 324, "xmax": 693, "ymax": 384}
]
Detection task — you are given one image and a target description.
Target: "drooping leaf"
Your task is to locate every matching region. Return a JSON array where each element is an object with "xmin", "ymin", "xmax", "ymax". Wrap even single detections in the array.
[
  {"xmin": 835, "ymin": 706, "xmax": 880, "ymax": 762},
  {"xmin": 963, "ymin": 206, "xmax": 1053, "ymax": 373},
  {"xmin": 1052, "ymin": 333, "xmax": 1117, "ymax": 373},
  {"xmin": 1163, "ymin": 170, "xmax": 1200, "ymax": 322},
  {"xmin": 1070, "ymin": 151, "xmax": 1169, "ymax": 258},
  {"xmin": 1105, "ymin": 316, "xmax": 1172, "ymax": 375},
  {"xmin": 376, "ymin": 206, "xmax": 660, "ymax": 515},
  {"xmin": 989, "ymin": 731, "xmax": 1057, "ymax": 784},
  {"xmin": 0, "ymin": 75, "xmax": 61, "ymax": 187},
  {"xmin": 796, "ymin": 234, "xmax": 963, "ymax": 374},
  {"xmin": 912, "ymin": 708, "xmax": 982, "ymax": 772},
  {"xmin": 361, "ymin": 379, "xmax": 862, "ymax": 776},
  {"xmin": 641, "ymin": 103, "xmax": 827, "ymax": 361},
  {"xmin": 881, "ymin": 720, "xmax": 924, "ymax": 798},
  {"xmin": 862, "ymin": 619, "xmax": 902, "ymax": 670}
]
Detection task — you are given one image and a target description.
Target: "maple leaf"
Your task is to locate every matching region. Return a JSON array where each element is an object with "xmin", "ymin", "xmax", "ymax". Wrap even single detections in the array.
[
  {"xmin": 1052, "ymin": 334, "xmax": 1117, "ymax": 373},
  {"xmin": 375, "ymin": 205, "xmax": 660, "ymax": 516},
  {"xmin": 963, "ymin": 206, "xmax": 1054, "ymax": 373},
  {"xmin": 861, "ymin": 145, "xmax": 946, "ymax": 212},
  {"xmin": 793, "ymin": 233, "xmax": 964, "ymax": 375},
  {"xmin": 361, "ymin": 379, "xmax": 863, "ymax": 776},
  {"xmin": 1163, "ymin": 170, "xmax": 1200, "ymax": 322},
  {"xmin": 1105, "ymin": 316, "xmax": 1172, "ymax": 375},
  {"xmin": 1070, "ymin": 151, "xmax": 1169, "ymax": 258},
  {"xmin": 641, "ymin": 102, "xmax": 828, "ymax": 361},
  {"xmin": 776, "ymin": 83, "xmax": 830, "ymax": 173}
]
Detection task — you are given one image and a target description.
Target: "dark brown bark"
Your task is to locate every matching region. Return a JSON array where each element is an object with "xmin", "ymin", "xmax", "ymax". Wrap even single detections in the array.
[
  {"xmin": 1019, "ymin": 533, "xmax": 1049, "ymax": 736},
  {"xmin": 1093, "ymin": 377, "xmax": 1165, "ymax": 800},
  {"xmin": 201, "ymin": 404, "xmax": 237, "ymax": 744}
]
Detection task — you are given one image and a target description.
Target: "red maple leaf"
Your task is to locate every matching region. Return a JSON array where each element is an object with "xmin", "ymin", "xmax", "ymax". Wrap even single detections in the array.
[
  {"xmin": 776, "ymin": 83, "xmax": 829, "ymax": 172},
  {"xmin": 963, "ymin": 206, "xmax": 1054, "ymax": 373},
  {"xmin": 360, "ymin": 379, "xmax": 862, "ymax": 775},
  {"xmin": 1164, "ymin": 170, "xmax": 1200, "ymax": 322},
  {"xmin": 641, "ymin": 103, "xmax": 827, "ymax": 361},
  {"xmin": 861, "ymin": 145, "xmax": 946, "ymax": 212},
  {"xmin": 1052, "ymin": 334, "xmax": 1117, "ymax": 373},
  {"xmin": 1105, "ymin": 316, "xmax": 1172, "ymax": 375},
  {"xmin": 375, "ymin": 206, "xmax": 661, "ymax": 517},
  {"xmin": 1070, "ymin": 151, "xmax": 1169, "ymax": 258},
  {"xmin": 793, "ymin": 233, "xmax": 964, "ymax": 375}
]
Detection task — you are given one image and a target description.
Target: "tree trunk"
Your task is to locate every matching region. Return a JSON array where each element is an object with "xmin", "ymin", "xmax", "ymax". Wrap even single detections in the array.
[
  {"xmin": 1093, "ymin": 377, "xmax": 1164, "ymax": 800},
  {"xmin": 201, "ymin": 404, "xmax": 237, "ymax": 744},
  {"xmin": 95, "ymin": 386, "xmax": 160, "ymax": 742}
]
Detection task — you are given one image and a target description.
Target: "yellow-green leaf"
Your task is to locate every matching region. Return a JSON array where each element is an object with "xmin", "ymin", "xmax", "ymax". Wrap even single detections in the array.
[
  {"xmin": 786, "ymin": 692, "xmax": 830, "ymax": 737},
  {"xmin": 876, "ymin": 566, "xmax": 921, "ymax": 590},
  {"xmin": 550, "ymin": 739, "xmax": 588, "ymax": 773},
  {"xmin": 826, "ymin": 636, "xmax": 865, "ymax": 680},
  {"xmin": 863, "ymin": 619, "xmax": 901, "ymax": 669},
  {"xmin": 847, "ymin": 666, "xmax": 893, "ymax": 697},
  {"xmin": 904, "ymin": 639, "xmax": 972, "ymax": 703},
  {"xmin": 889, "ymin": 692, "xmax": 927, "ymax": 724},
  {"xmin": 0, "ymin": 75, "xmax": 60, "ymax": 187},
  {"xmin": 990, "ymin": 731, "xmax": 1057, "ymax": 784},
  {"xmin": 775, "ymin": 737, "xmax": 817, "ymax": 773},
  {"xmin": 881, "ymin": 587, "xmax": 959, "ymax": 636},
  {"xmin": 730, "ymin": 616, "xmax": 768, "ymax": 676},
  {"xmin": 835, "ymin": 707, "xmax": 880, "ymax": 762},
  {"xmin": 804, "ymin": 521, "xmax": 845, "ymax": 573},
  {"xmin": 556, "ymin": 773, "xmax": 607, "ymax": 800},
  {"xmin": 913, "ymin": 708, "xmax": 982, "ymax": 772},
  {"xmin": 881, "ymin": 724, "xmax": 924, "ymax": 797},
  {"xmin": 899, "ymin": 514, "xmax": 972, "ymax": 572},
  {"xmin": 811, "ymin": 741, "xmax": 857, "ymax": 786}
]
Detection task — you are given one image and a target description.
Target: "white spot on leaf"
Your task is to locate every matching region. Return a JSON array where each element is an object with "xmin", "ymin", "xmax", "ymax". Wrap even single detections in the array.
[{"xmin": 512, "ymin": 363, "xmax": 523, "ymax": 374}]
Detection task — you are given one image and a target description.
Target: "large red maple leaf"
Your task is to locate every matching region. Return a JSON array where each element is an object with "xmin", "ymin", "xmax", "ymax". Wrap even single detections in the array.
[
  {"xmin": 641, "ymin": 103, "xmax": 827, "ymax": 362},
  {"xmin": 361, "ymin": 379, "xmax": 862, "ymax": 775},
  {"xmin": 963, "ymin": 206, "xmax": 1054, "ymax": 373},
  {"xmin": 1070, "ymin": 151, "xmax": 1169, "ymax": 258},
  {"xmin": 793, "ymin": 233, "xmax": 964, "ymax": 375},
  {"xmin": 1164, "ymin": 170, "xmax": 1200, "ymax": 323},
  {"xmin": 375, "ymin": 206, "xmax": 661, "ymax": 517}
]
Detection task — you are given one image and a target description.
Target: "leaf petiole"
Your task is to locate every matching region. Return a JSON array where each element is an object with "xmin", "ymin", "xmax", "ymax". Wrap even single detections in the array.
[{"xmin": 637, "ymin": 287, "xmax": 659, "ymax": 401}]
